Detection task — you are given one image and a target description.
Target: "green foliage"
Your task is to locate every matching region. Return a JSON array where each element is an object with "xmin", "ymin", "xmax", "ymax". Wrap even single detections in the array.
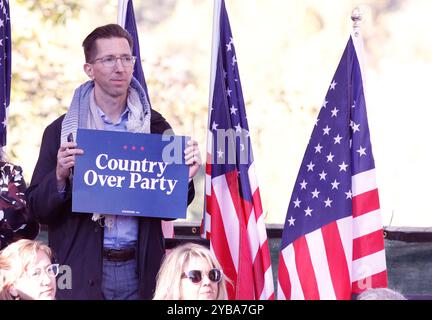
[{"xmin": 15, "ymin": 0, "xmax": 81, "ymax": 25}]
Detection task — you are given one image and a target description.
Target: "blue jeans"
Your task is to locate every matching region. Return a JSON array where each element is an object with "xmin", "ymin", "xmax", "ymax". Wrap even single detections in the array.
[{"xmin": 102, "ymin": 258, "xmax": 139, "ymax": 300}]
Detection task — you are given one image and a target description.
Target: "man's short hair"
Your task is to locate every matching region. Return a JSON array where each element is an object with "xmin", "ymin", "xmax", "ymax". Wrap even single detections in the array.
[{"xmin": 82, "ymin": 24, "xmax": 134, "ymax": 63}]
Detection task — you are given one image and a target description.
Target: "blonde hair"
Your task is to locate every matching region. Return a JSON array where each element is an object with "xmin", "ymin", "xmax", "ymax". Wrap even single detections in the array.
[
  {"xmin": 356, "ymin": 288, "xmax": 407, "ymax": 300},
  {"xmin": 153, "ymin": 242, "xmax": 228, "ymax": 300},
  {"xmin": 0, "ymin": 239, "xmax": 53, "ymax": 300}
]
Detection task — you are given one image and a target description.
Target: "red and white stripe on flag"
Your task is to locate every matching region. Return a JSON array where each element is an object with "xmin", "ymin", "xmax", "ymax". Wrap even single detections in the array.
[
  {"xmin": 202, "ymin": 0, "xmax": 274, "ymax": 300},
  {"xmin": 204, "ymin": 147, "xmax": 274, "ymax": 299},
  {"xmin": 161, "ymin": 221, "xmax": 175, "ymax": 239},
  {"xmin": 277, "ymin": 169, "xmax": 387, "ymax": 300}
]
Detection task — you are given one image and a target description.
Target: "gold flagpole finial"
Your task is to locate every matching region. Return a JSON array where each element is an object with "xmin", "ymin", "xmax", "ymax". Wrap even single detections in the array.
[{"xmin": 351, "ymin": 7, "xmax": 363, "ymax": 37}]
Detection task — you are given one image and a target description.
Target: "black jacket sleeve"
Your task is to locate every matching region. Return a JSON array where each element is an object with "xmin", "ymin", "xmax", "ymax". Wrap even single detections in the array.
[{"xmin": 25, "ymin": 115, "xmax": 71, "ymax": 225}]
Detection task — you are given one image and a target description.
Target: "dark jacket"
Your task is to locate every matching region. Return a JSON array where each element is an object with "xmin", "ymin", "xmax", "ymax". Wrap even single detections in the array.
[{"xmin": 25, "ymin": 110, "xmax": 195, "ymax": 300}]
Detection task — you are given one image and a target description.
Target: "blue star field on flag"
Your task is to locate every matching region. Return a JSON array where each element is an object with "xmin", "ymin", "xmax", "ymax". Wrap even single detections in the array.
[{"xmin": 281, "ymin": 37, "xmax": 375, "ymax": 247}]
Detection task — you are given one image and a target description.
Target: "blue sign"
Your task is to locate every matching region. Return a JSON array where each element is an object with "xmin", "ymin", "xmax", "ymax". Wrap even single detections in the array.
[{"xmin": 72, "ymin": 129, "xmax": 189, "ymax": 219}]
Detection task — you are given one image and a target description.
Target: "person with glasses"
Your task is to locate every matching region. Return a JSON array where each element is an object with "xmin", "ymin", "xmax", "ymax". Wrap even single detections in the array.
[
  {"xmin": 25, "ymin": 24, "xmax": 201, "ymax": 300},
  {"xmin": 0, "ymin": 239, "xmax": 57, "ymax": 300},
  {"xmin": 153, "ymin": 243, "xmax": 228, "ymax": 300}
]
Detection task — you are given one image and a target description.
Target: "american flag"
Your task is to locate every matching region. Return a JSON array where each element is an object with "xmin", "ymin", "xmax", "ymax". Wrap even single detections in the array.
[
  {"xmin": 277, "ymin": 34, "xmax": 387, "ymax": 300},
  {"xmin": 118, "ymin": 0, "xmax": 173, "ymax": 238},
  {"xmin": 0, "ymin": 0, "xmax": 11, "ymax": 147},
  {"xmin": 201, "ymin": 0, "xmax": 274, "ymax": 300}
]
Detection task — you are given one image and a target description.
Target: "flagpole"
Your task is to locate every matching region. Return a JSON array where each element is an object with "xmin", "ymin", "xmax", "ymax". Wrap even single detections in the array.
[
  {"xmin": 351, "ymin": 7, "xmax": 365, "ymax": 75},
  {"xmin": 208, "ymin": 0, "xmax": 222, "ymax": 125},
  {"xmin": 202, "ymin": 0, "xmax": 222, "ymax": 239},
  {"xmin": 117, "ymin": 0, "xmax": 128, "ymax": 26}
]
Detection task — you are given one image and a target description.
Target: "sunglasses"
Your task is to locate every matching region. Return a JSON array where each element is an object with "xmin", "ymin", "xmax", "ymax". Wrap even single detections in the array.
[{"xmin": 182, "ymin": 268, "xmax": 223, "ymax": 284}]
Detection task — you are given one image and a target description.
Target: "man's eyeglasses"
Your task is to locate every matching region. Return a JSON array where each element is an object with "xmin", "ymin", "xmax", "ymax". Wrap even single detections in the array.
[
  {"xmin": 90, "ymin": 55, "xmax": 136, "ymax": 68},
  {"xmin": 182, "ymin": 268, "xmax": 223, "ymax": 284},
  {"xmin": 27, "ymin": 263, "xmax": 60, "ymax": 280}
]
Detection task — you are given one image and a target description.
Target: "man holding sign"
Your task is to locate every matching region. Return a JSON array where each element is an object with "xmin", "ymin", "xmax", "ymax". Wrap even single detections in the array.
[{"xmin": 26, "ymin": 24, "xmax": 201, "ymax": 300}]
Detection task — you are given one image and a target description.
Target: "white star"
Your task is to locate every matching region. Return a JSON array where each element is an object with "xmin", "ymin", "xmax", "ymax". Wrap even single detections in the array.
[
  {"xmin": 324, "ymin": 197, "xmax": 333, "ymax": 207},
  {"xmin": 240, "ymin": 144, "xmax": 245, "ymax": 151},
  {"xmin": 339, "ymin": 161, "xmax": 348, "ymax": 172},
  {"xmin": 211, "ymin": 121, "xmax": 219, "ymax": 131},
  {"xmin": 0, "ymin": 19, "xmax": 3, "ymax": 29},
  {"xmin": 306, "ymin": 161, "xmax": 315, "ymax": 172},
  {"xmin": 322, "ymin": 100, "xmax": 328, "ymax": 108},
  {"xmin": 234, "ymin": 123, "xmax": 242, "ymax": 133},
  {"xmin": 288, "ymin": 216, "xmax": 296, "ymax": 226},
  {"xmin": 2, "ymin": 116, "xmax": 6, "ymax": 127},
  {"xmin": 331, "ymin": 179, "xmax": 340, "ymax": 190},
  {"xmin": 232, "ymin": 55, "xmax": 237, "ymax": 66},
  {"xmin": 331, "ymin": 107, "xmax": 339, "ymax": 117},
  {"xmin": 226, "ymin": 88, "xmax": 232, "ymax": 96},
  {"xmin": 314, "ymin": 143, "xmax": 323, "ymax": 153},
  {"xmin": 217, "ymin": 149, "xmax": 224, "ymax": 158},
  {"xmin": 315, "ymin": 118, "xmax": 320, "ymax": 127},
  {"xmin": 319, "ymin": 170, "xmax": 327, "ymax": 181},
  {"xmin": 345, "ymin": 190, "xmax": 353, "ymax": 199},
  {"xmin": 323, "ymin": 125, "xmax": 331, "ymax": 135},
  {"xmin": 357, "ymin": 146, "xmax": 367, "ymax": 156},
  {"xmin": 351, "ymin": 122, "xmax": 360, "ymax": 133},
  {"xmin": 333, "ymin": 134, "xmax": 342, "ymax": 144},
  {"xmin": 304, "ymin": 207, "xmax": 313, "ymax": 216},
  {"xmin": 293, "ymin": 198, "xmax": 301, "ymax": 208},
  {"xmin": 329, "ymin": 80, "xmax": 337, "ymax": 90},
  {"xmin": 223, "ymin": 70, "xmax": 227, "ymax": 78},
  {"xmin": 326, "ymin": 152, "xmax": 334, "ymax": 162},
  {"xmin": 300, "ymin": 180, "xmax": 307, "ymax": 190},
  {"xmin": 226, "ymin": 37, "xmax": 234, "ymax": 52},
  {"xmin": 230, "ymin": 105, "xmax": 238, "ymax": 115},
  {"xmin": 311, "ymin": 188, "xmax": 320, "ymax": 198}
]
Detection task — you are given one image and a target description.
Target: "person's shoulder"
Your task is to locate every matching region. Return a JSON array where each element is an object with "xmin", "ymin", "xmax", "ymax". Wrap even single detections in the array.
[
  {"xmin": 44, "ymin": 114, "xmax": 66, "ymax": 133},
  {"xmin": 150, "ymin": 108, "xmax": 172, "ymax": 133},
  {"xmin": 50, "ymin": 114, "xmax": 66, "ymax": 127},
  {"xmin": 150, "ymin": 108, "xmax": 167, "ymax": 123}
]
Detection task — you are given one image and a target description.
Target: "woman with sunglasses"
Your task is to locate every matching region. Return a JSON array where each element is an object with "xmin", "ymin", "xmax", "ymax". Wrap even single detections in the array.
[
  {"xmin": 153, "ymin": 242, "xmax": 228, "ymax": 300},
  {"xmin": 0, "ymin": 239, "xmax": 57, "ymax": 300}
]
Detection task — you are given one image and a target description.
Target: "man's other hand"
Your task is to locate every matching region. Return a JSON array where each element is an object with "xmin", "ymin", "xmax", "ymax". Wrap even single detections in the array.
[{"xmin": 184, "ymin": 139, "xmax": 202, "ymax": 182}]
